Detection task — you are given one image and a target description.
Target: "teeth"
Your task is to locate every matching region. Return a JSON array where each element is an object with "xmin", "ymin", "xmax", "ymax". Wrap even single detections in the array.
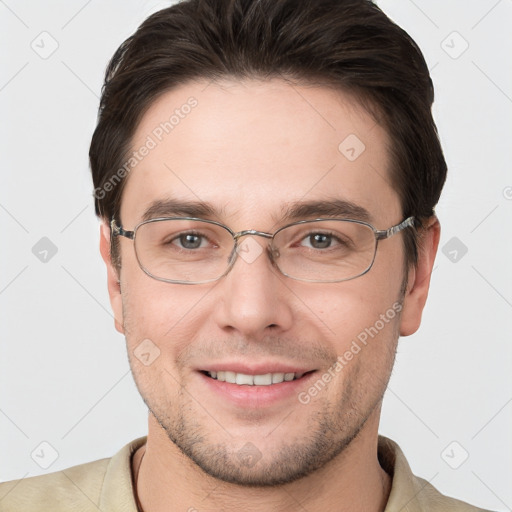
[
  {"xmin": 224, "ymin": 371, "xmax": 236, "ymax": 384},
  {"xmin": 272, "ymin": 373, "xmax": 284, "ymax": 384},
  {"xmin": 208, "ymin": 371, "xmax": 303, "ymax": 385},
  {"xmin": 236, "ymin": 373, "xmax": 254, "ymax": 385},
  {"xmin": 254, "ymin": 373, "xmax": 272, "ymax": 386}
]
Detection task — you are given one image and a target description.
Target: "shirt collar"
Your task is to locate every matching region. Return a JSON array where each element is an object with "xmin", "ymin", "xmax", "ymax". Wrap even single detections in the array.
[
  {"xmin": 98, "ymin": 435, "xmax": 427, "ymax": 511},
  {"xmin": 379, "ymin": 436, "xmax": 433, "ymax": 512},
  {"xmin": 99, "ymin": 435, "xmax": 146, "ymax": 511}
]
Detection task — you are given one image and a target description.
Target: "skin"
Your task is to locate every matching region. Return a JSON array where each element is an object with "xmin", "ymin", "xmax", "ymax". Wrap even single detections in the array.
[{"xmin": 99, "ymin": 78, "xmax": 440, "ymax": 511}]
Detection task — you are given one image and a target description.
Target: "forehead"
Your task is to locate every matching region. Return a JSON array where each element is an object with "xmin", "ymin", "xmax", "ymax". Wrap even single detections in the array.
[{"xmin": 121, "ymin": 78, "xmax": 400, "ymax": 228}]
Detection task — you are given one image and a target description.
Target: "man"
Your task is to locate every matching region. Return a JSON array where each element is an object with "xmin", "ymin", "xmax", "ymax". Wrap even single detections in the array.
[{"xmin": 0, "ymin": 0, "xmax": 493, "ymax": 510}]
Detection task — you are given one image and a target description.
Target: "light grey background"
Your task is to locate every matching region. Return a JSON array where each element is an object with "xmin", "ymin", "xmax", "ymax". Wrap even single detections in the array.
[{"xmin": 1, "ymin": 1, "xmax": 511, "ymax": 510}]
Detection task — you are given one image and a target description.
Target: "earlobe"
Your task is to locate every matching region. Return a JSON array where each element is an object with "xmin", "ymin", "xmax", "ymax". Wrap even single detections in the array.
[
  {"xmin": 99, "ymin": 222, "xmax": 125, "ymax": 334},
  {"xmin": 399, "ymin": 217, "xmax": 440, "ymax": 337}
]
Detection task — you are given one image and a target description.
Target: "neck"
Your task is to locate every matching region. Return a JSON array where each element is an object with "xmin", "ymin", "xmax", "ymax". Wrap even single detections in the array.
[{"xmin": 133, "ymin": 413, "xmax": 391, "ymax": 512}]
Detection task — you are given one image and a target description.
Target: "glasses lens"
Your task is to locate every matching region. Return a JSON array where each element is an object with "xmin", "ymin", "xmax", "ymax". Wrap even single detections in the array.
[
  {"xmin": 134, "ymin": 219, "xmax": 234, "ymax": 283},
  {"xmin": 273, "ymin": 220, "xmax": 376, "ymax": 282}
]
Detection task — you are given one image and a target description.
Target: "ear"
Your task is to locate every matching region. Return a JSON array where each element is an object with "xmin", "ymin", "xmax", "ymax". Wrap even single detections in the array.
[
  {"xmin": 399, "ymin": 216, "xmax": 440, "ymax": 336},
  {"xmin": 99, "ymin": 222, "xmax": 125, "ymax": 334}
]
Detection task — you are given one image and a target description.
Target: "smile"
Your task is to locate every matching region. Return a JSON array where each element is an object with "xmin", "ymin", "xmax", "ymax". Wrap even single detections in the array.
[{"xmin": 205, "ymin": 371, "xmax": 307, "ymax": 385}]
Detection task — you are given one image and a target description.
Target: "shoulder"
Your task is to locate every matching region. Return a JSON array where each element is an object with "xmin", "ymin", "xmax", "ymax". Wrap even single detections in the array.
[
  {"xmin": 0, "ymin": 457, "xmax": 110, "ymax": 512},
  {"xmin": 0, "ymin": 436, "xmax": 146, "ymax": 512},
  {"xmin": 411, "ymin": 474, "xmax": 493, "ymax": 512},
  {"xmin": 379, "ymin": 436, "xmax": 495, "ymax": 512}
]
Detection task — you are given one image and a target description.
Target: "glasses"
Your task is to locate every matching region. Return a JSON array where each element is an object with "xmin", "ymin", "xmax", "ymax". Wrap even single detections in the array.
[{"xmin": 111, "ymin": 216, "xmax": 415, "ymax": 284}]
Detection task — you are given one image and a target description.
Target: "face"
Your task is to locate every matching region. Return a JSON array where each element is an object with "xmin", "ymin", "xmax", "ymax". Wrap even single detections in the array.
[{"xmin": 101, "ymin": 79, "xmax": 436, "ymax": 486}]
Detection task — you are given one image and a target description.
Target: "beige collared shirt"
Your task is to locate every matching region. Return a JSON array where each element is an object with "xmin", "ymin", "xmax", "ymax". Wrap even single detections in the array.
[{"xmin": 0, "ymin": 435, "xmax": 492, "ymax": 511}]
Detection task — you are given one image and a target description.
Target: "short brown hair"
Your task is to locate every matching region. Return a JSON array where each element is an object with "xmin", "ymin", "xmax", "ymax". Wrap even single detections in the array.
[{"xmin": 90, "ymin": 0, "xmax": 447, "ymax": 269}]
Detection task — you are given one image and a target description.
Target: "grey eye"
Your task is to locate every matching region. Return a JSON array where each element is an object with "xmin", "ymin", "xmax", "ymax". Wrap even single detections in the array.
[
  {"xmin": 178, "ymin": 233, "xmax": 203, "ymax": 249},
  {"xmin": 170, "ymin": 232, "xmax": 209, "ymax": 249},
  {"xmin": 308, "ymin": 233, "xmax": 332, "ymax": 249}
]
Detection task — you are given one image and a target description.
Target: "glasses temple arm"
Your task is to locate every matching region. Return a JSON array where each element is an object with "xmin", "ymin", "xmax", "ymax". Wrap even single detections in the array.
[
  {"xmin": 375, "ymin": 216, "xmax": 415, "ymax": 240},
  {"xmin": 110, "ymin": 219, "xmax": 135, "ymax": 239}
]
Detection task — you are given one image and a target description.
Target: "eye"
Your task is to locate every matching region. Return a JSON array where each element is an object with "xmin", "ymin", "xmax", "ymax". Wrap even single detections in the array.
[
  {"xmin": 300, "ymin": 232, "xmax": 345, "ymax": 250},
  {"xmin": 171, "ymin": 232, "xmax": 209, "ymax": 250},
  {"xmin": 304, "ymin": 233, "xmax": 331, "ymax": 249}
]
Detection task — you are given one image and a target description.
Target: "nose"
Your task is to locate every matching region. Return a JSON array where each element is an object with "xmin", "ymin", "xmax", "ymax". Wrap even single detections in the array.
[{"xmin": 212, "ymin": 236, "xmax": 294, "ymax": 339}]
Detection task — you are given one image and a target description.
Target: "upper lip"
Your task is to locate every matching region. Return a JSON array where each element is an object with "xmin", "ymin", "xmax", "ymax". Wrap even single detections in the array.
[{"xmin": 197, "ymin": 361, "xmax": 316, "ymax": 375}]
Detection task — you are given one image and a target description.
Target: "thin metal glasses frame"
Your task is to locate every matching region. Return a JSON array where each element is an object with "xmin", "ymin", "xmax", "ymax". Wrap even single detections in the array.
[{"xmin": 111, "ymin": 216, "xmax": 415, "ymax": 284}]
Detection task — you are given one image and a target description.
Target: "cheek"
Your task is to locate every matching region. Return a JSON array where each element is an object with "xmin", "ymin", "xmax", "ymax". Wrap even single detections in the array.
[
  {"xmin": 310, "ymin": 279, "xmax": 401, "ymax": 340},
  {"xmin": 120, "ymin": 282, "xmax": 203, "ymax": 403},
  {"xmin": 120, "ymin": 269, "xmax": 213, "ymax": 360}
]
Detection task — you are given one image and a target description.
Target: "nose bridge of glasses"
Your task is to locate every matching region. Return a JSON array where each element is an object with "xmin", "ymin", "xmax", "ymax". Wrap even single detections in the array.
[
  {"xmin": 233, "ymin": 229, "xmax": 274, "ymax": 241},
  {"xmin": 228, "ymin": 229, "xmax": 279, "ymax": 269}
]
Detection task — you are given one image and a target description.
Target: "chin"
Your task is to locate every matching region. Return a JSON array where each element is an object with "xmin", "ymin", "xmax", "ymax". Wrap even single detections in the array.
[{"xmin": 157, "ymin": 408, "xmax": 362, "ymax": 487}]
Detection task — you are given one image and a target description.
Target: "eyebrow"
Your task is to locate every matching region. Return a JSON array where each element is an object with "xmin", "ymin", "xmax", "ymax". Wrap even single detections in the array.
[
  {"xmin": 142, "ymin": 199, "xmax": 220, "ymax": 222},
  {"xmin": 280, "ymin": 198, "xmax": 371, "ymax": 223},
  {"xmin": 141, "ymin": 197, "xmax": 371, "ymax": 224}
]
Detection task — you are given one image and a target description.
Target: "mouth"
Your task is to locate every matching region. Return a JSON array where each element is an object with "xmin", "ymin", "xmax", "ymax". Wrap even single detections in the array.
[
  {"xmin": 201, "ymin": 370, "xmax": 312, "ymax": 386},
  {"xmin": 196, "ymin": 363, "xmax": 318, "ymax": 408}
]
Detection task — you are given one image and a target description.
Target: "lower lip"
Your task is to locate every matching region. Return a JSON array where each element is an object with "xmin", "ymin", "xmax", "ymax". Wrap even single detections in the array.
[{"xmin": 198, "ymin": 371, "xmax": 317, "ymax": 408}]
